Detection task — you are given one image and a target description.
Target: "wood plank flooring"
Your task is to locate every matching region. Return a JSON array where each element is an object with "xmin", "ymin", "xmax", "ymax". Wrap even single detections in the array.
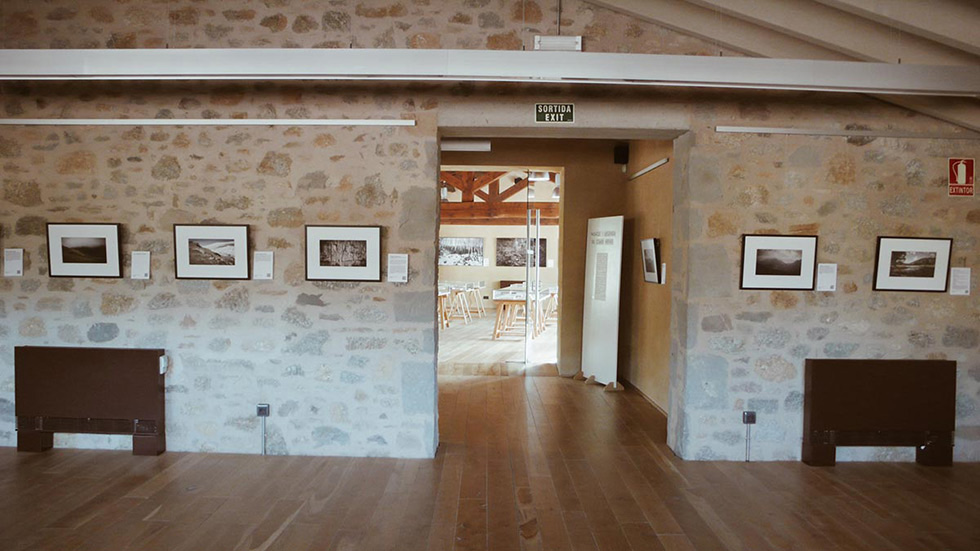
[
  {"xmin": 438, "ymin": 313, "xmax": 558, "ymax": 372},
  {"xmin": 2, "ymin": 374, "xmax": 979, "ymax": 550}
]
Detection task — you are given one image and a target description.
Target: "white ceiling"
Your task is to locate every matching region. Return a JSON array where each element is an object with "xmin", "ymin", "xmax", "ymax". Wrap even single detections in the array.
[{"xmin": 588, "ymin": 0, "xmax": 980, "ymax": 131}]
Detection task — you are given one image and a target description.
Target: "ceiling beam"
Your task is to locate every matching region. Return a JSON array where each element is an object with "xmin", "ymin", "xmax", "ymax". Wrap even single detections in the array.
[
  {"xmin": 588, "ymin": 0, "xmax": 980, "ymax": 132},
  {"xmin": 588, "ymin": 0, "xmax": 853, "ymax": 61},
  {"xmin": 497, "ymin": 180, "xmax": 531, "ymax": 202},
  {"xmin": 680, "ymin": 0, "xmax": 980, "ymax": 65},
  {"xmin": 441, "ymin": 202, "xmax": 560, "ymax": 225},
  {"xmin": 878, "ymin": 96, "xmax": 980, "ymax": 134},
  {"xmin": 0, "ymin": 49, "xmax": 977, "ymax": 97},
  {"xmin": 813, "ymin": 0, "xmax": 980, "ymax": 56}
]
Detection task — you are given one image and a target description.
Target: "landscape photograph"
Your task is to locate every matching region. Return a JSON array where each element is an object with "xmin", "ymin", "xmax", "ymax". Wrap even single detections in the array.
[
  {"xmin": 188, "ymin": 238, "xmax": 236, "ymax": 266},
  {"xmin": 320, "ymin": 239, "xmax": 368, "ymax": 267},
  {"xmin": 755, "ymin": 248, "xmax": 803, "ymax": 276},
  {"xmin": 889, "ymin": 250, "xmax": 937, "ymax": 278},
  {"xmin": 61, "ymin": 237, "xmax": 107, "ymax": 264},
  {"xmin": 439, "ymin": 237, "xmax": 484, "ymax": 266},
  {"xmin": 643, "ymin": 246, "xmax": 657, "ymax": 274},
  {"xmin": 496, "ymin": 238, "xmax": 546, "ymax": 267}
]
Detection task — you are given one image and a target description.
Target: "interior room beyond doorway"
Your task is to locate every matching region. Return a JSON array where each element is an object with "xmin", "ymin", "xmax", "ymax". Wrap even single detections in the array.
[{"xmin": 437, "ymin": 166, "xmax": 561, "ymax": 374}]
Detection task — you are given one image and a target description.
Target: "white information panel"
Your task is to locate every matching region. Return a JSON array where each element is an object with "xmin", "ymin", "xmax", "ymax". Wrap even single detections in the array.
[{"xmin": 581, "ymin": 215, "xmax": 624, "ymax": 385}]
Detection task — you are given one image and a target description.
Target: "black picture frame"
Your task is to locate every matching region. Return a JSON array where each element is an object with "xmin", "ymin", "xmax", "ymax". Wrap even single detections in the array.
[
  {"xmin": 305, "ymin": 225, "xmax": 383, "ymax": 282},
  {"xmin": 740, "ymin": 234, "xmax": 818, "ymax": 291},
  {"xmin": 173, "ymin": 224, "xmax": 251, "ymax": 280},
  {"xmin": 872, "ymin": 236, "xmax": 953, "ymax": 292},
  {"xmin": 46, "ymin": 223, "xmax": 123, "ymax": 278}
]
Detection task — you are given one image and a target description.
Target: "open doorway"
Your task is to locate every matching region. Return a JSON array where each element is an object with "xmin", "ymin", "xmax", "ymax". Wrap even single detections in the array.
[{"xmin": 437, "ymin": 166, "xmax": 562, "ymax": 375}]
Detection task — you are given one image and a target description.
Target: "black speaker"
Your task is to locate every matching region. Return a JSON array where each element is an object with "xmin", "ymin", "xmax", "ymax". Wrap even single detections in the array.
[{"xmin": 614, "ymin": 143, "xmax": 629, "ymax": 165}]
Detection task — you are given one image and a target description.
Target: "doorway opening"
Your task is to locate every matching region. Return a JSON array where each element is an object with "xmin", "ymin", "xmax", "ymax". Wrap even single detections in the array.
[{"xmin": 437, "ymin": 166, "xmax": 562, "ymax": 376}]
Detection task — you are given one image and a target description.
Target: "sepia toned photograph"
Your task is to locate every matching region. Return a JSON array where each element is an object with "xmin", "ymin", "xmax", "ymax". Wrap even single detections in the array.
[
  {"xmin": 755, "ymin": 248, "xmax": 804, "ymax": 276},
  {"xmin": 188, "ymin": 238, "xmax": 236, "ymax": 266},
  {"xmin": 740, "ymin": 234, "xmax": 817, "ymax": 290},
  {"xmin": 61, "ymin": 237, "xmax": 108, "ymax": 264},
  {"xmin": 439, "ymin": 237, "xmax": 484, "ymax": 266},
  {"xmin": 174, "ymin": 225, "xmax": 250, "ymax": 280},
  {"xmin": 874, "ymin": 237, "xmax": 952, "ymax": 292},
  {"xmin": 47, "ymin": 224, "xmax": 122, "ymax": 278},
  {"xmin": 306, "ymin": 226, "xmax": 381, "ymax": 281},
  {"xmin": 320, "ymin": 239, "xmax": 368, "ymax": 267},
  {"xmin": 889, "ymin": 251, "xmax": 937, "ymax": 278},
  {"xmin": 640, "ymin": 237, "xmax": 660, "ymax": 284},
  {"xmin": 496, "ymin": 237, "xmax": 546, "ymax": 267}
]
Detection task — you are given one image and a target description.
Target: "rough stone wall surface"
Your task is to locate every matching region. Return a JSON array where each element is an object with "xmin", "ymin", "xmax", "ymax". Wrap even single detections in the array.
[
  {"xmin": 674, "ymin": 123, "xmax": 980, "ymax": 462},
  {"xmin": 0, "ymin": 0, "xmax": 741, "ymax": 56},
  {"xmin": 0, "ymin": 84, "xmax": 439, "ymax": 457}
]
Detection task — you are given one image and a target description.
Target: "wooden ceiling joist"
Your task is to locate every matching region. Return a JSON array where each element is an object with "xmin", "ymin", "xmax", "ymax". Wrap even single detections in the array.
[{"xmin": 441, "ymin": 202, "xmax": 559, "ymax": 225}]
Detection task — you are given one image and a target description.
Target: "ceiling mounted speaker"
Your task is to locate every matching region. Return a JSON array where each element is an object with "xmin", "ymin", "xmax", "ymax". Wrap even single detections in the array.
[{"xmin": 614, "ymin": 143, "xmax": 629, "ymax": 165}]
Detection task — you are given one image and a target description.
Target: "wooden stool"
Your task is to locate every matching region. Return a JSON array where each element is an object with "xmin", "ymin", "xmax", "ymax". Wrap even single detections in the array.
[{"xmin": 449, "ymin": 288, "xmax": 471, "ymax": 324}]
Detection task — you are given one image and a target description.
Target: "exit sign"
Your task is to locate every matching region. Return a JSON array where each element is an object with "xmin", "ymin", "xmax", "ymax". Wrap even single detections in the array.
[{"xmin": 535, "ymin": 103, "xmax": 574, "ymax": 123}]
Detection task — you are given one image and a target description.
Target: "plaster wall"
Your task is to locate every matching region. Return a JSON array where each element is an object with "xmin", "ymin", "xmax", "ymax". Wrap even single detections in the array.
[{"xmin": 620, "ymin": 140, "xmax": 674, "ymax": 412}]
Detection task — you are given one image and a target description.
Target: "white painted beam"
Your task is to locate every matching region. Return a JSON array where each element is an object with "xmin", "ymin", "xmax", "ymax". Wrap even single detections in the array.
[
  {"xmin": 588, "ymin": 0, "xmax": 853, "ymax": 61},
  {"xmin": 814, "ymin": 0, "xmax": 980, "ymax": 56},
  {"xmin": 0, "ymin": 49, "xmax": 977, "ymax": 97},
  {"xmin": 0, "ymin": 118, "xmax": 415, "ymax": 127},
  {"xmin": 682, "ymin": 0, "xmax": 980, "ymax": 65}
]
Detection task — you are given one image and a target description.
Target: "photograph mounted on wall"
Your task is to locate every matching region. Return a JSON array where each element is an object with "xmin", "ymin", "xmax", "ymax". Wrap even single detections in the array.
[
  {"xmin": 496, "ymin": 237, "xmax": 546, "ymax": 267},
  {"xmin": 306, "ymin": 225, "xmax": 381, "ymax": 281},
  {"xmin": 174, "ymin": 224, "xmax": 250, "ymax": 280},
  {"xmin": 640, "ymin": 238, "xmax": 661, "ymax": 283},
  {"xmin": 873, "ymin": 237, "xmax": 952, "ymax": 292},
  {"xmin": 438, "ymin": 237, "xmax": 484, "ymax": 266},
  {"xmin": 47, "ymin": 223, "xmax": 122, "ymax": 278},
  {"xmin": 740, "ymin": 234, "xmax": 818, "ymax": 290}
]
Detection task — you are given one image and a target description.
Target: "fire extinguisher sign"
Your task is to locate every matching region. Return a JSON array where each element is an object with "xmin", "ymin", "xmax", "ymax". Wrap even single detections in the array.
[{"xmin": 948, "ymin": 158, "xmax": 975, "ymax": 197}]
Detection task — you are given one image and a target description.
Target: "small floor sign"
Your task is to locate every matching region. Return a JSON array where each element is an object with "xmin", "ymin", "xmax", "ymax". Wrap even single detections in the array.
[{"xmin": 948, "ymin": 157, "xmax": 974, "ymax": 197}]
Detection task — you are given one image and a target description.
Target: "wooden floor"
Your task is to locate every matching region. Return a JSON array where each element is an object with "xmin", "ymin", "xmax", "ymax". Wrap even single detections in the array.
[
  {"xmin": 438, "ymin": 312, "xmax": 558, "ymax": 373},
  {"xmin": 2, "ymin": 375, "xmax": 979, "ymax": 551}
]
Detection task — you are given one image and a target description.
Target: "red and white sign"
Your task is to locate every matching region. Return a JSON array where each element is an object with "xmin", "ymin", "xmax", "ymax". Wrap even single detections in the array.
[{"xmin": 948, "ymin": 157, "xmax": 974, "ymax": 197}]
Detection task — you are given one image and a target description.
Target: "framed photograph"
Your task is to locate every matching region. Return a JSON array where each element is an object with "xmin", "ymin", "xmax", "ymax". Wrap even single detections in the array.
[
  {"xmin": 640, "ymin": 238, "xmax": 661, "ymax": 283},
  {"xmin": 306, "ymin": 225, "xmax": 381, "ymax": 281},
  {"xmin": 496, "ymin": 237, "xmax": 546, "ymax": 267},
  {"xmin": 740, "ymin": 234, "xmax": 818, "ymax": 290},
  {"xmin": 439, "ymin": 237, "xmax": 484, "ymax": 266},
  {"xmin": 174, "ymin": 224, "xmax": 250, "ymax": 280},
  {"xmin": 873, "ymin": 237, "xmax": 952, "ymax": 292},
  {"xmin": 47, "ymin": 223, "xmax": 122, "ymax": 278}
]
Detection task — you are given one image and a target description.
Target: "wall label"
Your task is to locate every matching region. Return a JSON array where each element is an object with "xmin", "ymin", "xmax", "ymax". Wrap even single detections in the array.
[
  {"xmin": 948, "ymin": 157, "xmax": 974, "ymax": 197},
  {"xmin": 535, "ymin": 103, "xmax": 574, "ymax": 123}
]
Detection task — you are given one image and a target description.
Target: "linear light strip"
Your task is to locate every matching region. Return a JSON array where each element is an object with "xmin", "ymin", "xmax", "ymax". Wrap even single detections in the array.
[
  {"xmin": 629, "ymin": 157, "xmax": 670, "ymax": 181},
  {"xmin": 0, "ymin": 118, "xmax": 415, "ymax": 127},
  {"xmin": 715, "ymin": 125, "xmax": 980, "ymax": 140}
]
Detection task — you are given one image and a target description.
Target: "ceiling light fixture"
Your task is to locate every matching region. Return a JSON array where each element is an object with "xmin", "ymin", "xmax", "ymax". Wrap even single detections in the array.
[{"xmin": 529, "ymin": 171, "xmax": 550, "ymax": 181}]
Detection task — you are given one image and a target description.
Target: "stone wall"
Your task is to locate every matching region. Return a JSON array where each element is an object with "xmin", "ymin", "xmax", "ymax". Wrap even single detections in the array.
[
  {"xmin": 0, "ymin": 0, "xmax": 741, "ymax": 56},
  {"xmin": 0, "ymin": 83, "xmax": 439, "ymax": 457},
  {"xmin": 673, "ymin": 126, "xmax": 980, "ymax": 462}
]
